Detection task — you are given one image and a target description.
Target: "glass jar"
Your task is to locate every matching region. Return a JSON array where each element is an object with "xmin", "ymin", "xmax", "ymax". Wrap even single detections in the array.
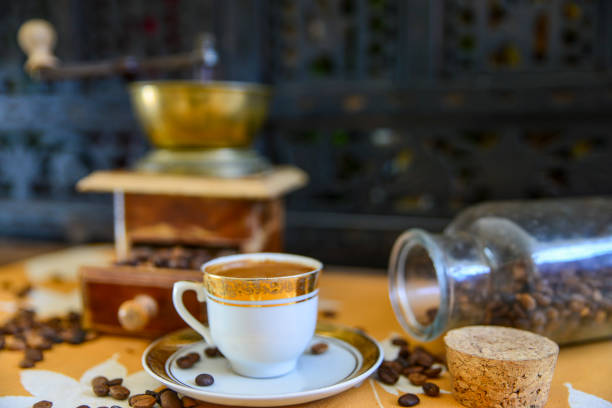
[{"xmin": 388, "ymin": 197, "xmax": 612, "ymax": 345}]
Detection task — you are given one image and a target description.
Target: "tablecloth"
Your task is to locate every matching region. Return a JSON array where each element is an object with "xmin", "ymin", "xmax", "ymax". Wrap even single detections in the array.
[{"xmin": 0, "ymin": 246, "xmax": 610, "ymax": 408}]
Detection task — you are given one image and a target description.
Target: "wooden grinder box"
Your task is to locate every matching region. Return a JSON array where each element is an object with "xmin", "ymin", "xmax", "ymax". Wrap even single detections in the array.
[{"xmin": 77, "ymin": 167, "xmax": 307, "ymax": 337}]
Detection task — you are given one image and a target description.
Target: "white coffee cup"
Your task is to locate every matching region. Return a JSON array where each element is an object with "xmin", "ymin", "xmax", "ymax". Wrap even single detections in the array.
[{"xmin": 172, "ymin": 253, "xmax": 322, "ymax": 378}]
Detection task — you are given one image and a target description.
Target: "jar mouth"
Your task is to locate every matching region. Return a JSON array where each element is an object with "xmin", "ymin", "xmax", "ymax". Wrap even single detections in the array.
[{"xmin": 388, "ymin": 229, "xmax": 449, "ymax": 341}]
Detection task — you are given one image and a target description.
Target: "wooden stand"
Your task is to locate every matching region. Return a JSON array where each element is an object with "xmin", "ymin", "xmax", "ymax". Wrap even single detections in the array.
[{"xmin": 76, "ymin": 166, "xmax": 307, "ymax": 337}]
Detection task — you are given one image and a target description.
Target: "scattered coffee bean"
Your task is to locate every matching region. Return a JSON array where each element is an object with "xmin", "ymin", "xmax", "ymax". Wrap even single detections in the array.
[
  {"xmin": 32, "ymin": 401, "xmax": 52, "ymax": 408},
  {"xmin": 321, "ymin": 309, "xmax": 337, "ymax": 318},
  {"xmin": 181, "ymin": 396, "xmax": 197, "ymax": 408},
  {"xmin": 19, "ymin": 358, "xmax": 35, "ymax": 368},
  {"xmin": 407, "ymin": 372, "xmax": 427, "ymax": 386},
  {"xmin": 204, "ymin": 347, "xmax": 223, "ymax": 358},
  {"xmin": 6, "ymin": 335, "xmax": 26, "ymax": 350},
  {"xmin": 129, "ymin": 394, "xmax": 157, "ymax": 408},
  {"xmin": 195, "ymin": 373, "xmax": 214, "ymax": 386},
  {"xmin": 145, "ymin": 390, "xmax": 160, "ymax": 403},
  {"xmin": 377, "ymin": 364, "xmax": 399, "ymax": 385},
  {"xmin": 177, "ymin": 353, "xmax": 199, "ymax": 369},
  {"xmin": 109, "ymin": 385, "xmax": 130, "ymax": 400},
  {"xmin": 91, "ymin": 376, "xmax": 109, "ymax": 387},
  {"xmin": 423, "ymin": 367, "xmax": 442, "ymax": 378},
  {"xmin": 422, "ymin": 382, "xmax": 440, "ymax": 397},
  {"xmin": 107, "ymin": 378, "xmax": 123, "ymax": 386},
  {"xmin": 25, "ymin": 348, "xmax": 43, "ymax": 362},
  {"xmin": 310, "ymin": 342, "xmax": 328, "ymax": 355},
  {"xmin": 159, "ymin": 388, "xmax": 182, "ymax": 408},
  {"xmin": 0, "ymin": 334, "xmax": 4, "ymax": 350},
  {"xmin": 402, "ymin": 365, "xmax": 424, "ymax": 376},
  {"xmin": 391, "ymin": 337, "xmax": 408, "ymax": 347},
  {"xmin": 398, "ymin": 393, "xmax": 420, "ymax": 406},
  {"xmin": 93, "ymin": 382, "xmax": 110, "ymax": 397},
  {"xmin": 111, "ymin": 406, "xmax": 123, "ymax": 408},
  {"xmin": 76, "ymin": 405, "xmax": 90, "ymax": 408}
]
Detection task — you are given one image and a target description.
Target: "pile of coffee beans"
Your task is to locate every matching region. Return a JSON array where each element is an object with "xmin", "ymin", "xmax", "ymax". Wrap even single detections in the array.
[
  {"xmin": 114, "ymin": 246, "xmax": 237, "ymax": 270},
  {"xmin": 448, "ymin": 257, "xmax": 612, "ymax": 344},
  {"xmin": 31, "ymin": 387, "xmax": 216, "ymax": 408},
  {"xmin": 377, "ymin": 336, "xmax": 445, "ymax": 406},
  {"xmin": 0, "ymin": 309, "xmax": 97, "ymax": 368},
  {"xmin": 91, "ymin": 376, "xmax": 131, "ymax": 400}
]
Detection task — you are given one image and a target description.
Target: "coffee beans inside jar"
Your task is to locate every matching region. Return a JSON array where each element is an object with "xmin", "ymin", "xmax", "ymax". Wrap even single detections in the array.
[
  {"xmin": 114, "ymin": 246, "xmax": 237, "ymax": 270},
  {"xmin": 390, "ymin": 199, "xmax": 612, "ymax": 345}
]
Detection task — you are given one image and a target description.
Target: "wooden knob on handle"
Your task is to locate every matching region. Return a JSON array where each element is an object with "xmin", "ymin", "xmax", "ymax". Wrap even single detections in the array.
[
  {"xmin": 118, "ymin": 294, "xmax": 158, "ymax": 332},
  {"xmin": 17, "ymin": 19, "xmax": 59, "ymax": 75}
]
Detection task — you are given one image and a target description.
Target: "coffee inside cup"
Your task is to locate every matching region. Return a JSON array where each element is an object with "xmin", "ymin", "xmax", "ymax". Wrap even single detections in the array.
[{"xmin": 206, "ymin": 259, "xmax": 315, "ymax": 279}]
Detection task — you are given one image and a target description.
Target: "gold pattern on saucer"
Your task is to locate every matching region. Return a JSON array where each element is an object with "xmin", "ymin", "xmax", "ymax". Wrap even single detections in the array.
[
  {"xmin": 204, "ymin": 271, "xmax": 319, "ymax": 302},
  {"xmin": 143, "ymin": 323, "xmax": 381, "ymax": 385}
]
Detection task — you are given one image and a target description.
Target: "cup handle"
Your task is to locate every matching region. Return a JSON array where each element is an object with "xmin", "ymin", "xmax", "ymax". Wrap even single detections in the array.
[{"xmin": 172, "ymin": 281, "xmax": 213, "ymax": 345}]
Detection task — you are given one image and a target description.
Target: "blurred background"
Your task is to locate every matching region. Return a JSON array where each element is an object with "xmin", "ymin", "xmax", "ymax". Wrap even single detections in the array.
[{"xmin": 1, "ymin": 0, "xmax": 611, "ymax": 267}]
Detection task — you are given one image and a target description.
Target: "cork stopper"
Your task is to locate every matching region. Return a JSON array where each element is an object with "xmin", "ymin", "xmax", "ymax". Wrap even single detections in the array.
[{"xmin": 444, "ymin": 326, "xmax": 559, "ymax": 408}]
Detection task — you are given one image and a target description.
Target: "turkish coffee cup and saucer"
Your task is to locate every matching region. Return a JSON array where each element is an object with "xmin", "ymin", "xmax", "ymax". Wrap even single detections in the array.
[{"xmin": 142, "ymin": 253, "xmax": 383, "ymax": 406}]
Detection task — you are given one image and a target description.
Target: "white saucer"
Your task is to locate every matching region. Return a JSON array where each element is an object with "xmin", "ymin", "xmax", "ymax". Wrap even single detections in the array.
[{"xmin": 143, "ymin": 324, "xmax": 383, "ymax": 406}]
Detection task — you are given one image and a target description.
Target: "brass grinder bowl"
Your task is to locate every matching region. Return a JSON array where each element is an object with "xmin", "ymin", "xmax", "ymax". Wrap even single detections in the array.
[{"xmin": 129, "ymin": 81, "xmax": 271, "ymax": 149}]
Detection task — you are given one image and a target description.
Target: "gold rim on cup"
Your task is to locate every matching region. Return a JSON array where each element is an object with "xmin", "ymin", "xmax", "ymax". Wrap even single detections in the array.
[{"xmin": 202, "ymin": 253, "xmax": 322, "ymax": 306}]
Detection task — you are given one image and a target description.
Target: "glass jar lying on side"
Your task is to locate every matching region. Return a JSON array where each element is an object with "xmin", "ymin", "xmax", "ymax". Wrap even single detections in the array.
[{"xmin": 389, "ymin": 197, "xmax": 612, "ymax": 345}]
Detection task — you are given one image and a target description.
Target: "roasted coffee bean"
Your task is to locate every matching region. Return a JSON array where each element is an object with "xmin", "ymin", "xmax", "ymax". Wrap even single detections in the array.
[
  {"xmin": 0, "ymin": 334, "xmax": 4, "ymax": 349},
  {"xmin": 177, "ymin": 353, "xmax": 199, "ymax": 369},
  {"xmin": 160, "ymin": 388, "xmax": 182, "ymax": 408},
  {"xmin": 91, "ymin": 376, "xmax": 109, "ymax": 387},
  {"xmin": 32, "ymin": 401, "xmax": 53, "ymax": 408},
  {"xmin": 398, "ymin": 393, "xmax": 420, "ymax": 406},
  {"xmin": 109, "ymin": 385, "xmax": 130, "ymax": 400},
  {"xmin": 195, "ymin": 373, "xmax": 214, "ymax": 386},
  {"xmin": 204, "ymin": 347, "xmax": 223, "ymax": 358},
  {"xmin": 321, "ymin": 309, "xmax": 337, "ymax": 318},
  {"xmin": 377, "ymin": 364, "xmax": 399, "ymax": 385},
  {"xmin": 64, "ymin": 328, "xmax": 87, "ymax": 345},
  {"xmin": 398, "ymin": 346, "xmax": 410, "ymax": 359},
  {"xmin": 407, "ymin": 372, "xmax": 427, "ymax": 386},
  {"xmin": 6, "ymin": 335, "xmax": 26, "ymax": 350},
  {"xmin": 186, "ymin": 352, "xmax": 201, "ymax": 362},
  {"xmin": 181, "ymin": 396, "xmax": 197, "ymax": 407},
  {"xmin": 145, "ymin": 389, "xmax": 159, "ymax": 402},
  {"xmin": 413, "ymin": 350, "xmax": 434, "ymax": 368},
  {"xmin": 19, "ymin": 358, "xmax": 35, "ymax": 368},
  {"xmin": 111, "ymin": 406, "xmax": 123, "ymax": 408},
  {"xmin": 129, "ymin": 394, "xmax": 157, "ymax": 408},
  {"xmin": 402, "ymin": 365, "xmax": 424, "ymax": 376},
  {"xmin": 93, "ymin": 383, "xmax": 110, "ymax": 397},
  {"xmin": 310, "ymin": 342, "xmax": 329, "ymax": 355},
  {"xmin": 391, "ymin": 337, "xmax": 408, "ymax": 347},
  {"xmin": 423, "ymin": 367, "xmax": 442, "ymax": 378},
  {"xmin": 76, "ymin": 405, "xmax": 90, "ymax": 408},
  {"xmin": 25, "ymin": 348, "xmax": 43, "ymax": 362},
  {"xmin": 422, "ymin": 382, "xmax": 440, "ymax": 397},
  {"xmin": 395, "ymin": 357, "xmax": 410, "ymax": 368},
  {"xmin": 107, "ymin": 378, "xmax": 123, "ymax": 386},
  {"xmin": 25, "ymin": 331, "xmax": 52, "ymax": 350}
]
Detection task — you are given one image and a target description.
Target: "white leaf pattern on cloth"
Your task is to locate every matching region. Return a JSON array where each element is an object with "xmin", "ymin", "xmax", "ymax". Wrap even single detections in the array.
[
  {"xmin": 565, "ymin": 383, "xmax": 612, "ymax": 408},
  {"xmin": 0, "ymin": 353, "xmax": 160, "ymax": 408}
]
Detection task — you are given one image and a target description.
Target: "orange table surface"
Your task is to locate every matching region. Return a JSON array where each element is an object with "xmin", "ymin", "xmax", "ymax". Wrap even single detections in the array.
[{"xmin": 0, "ymin": 247, "xmax": 610, "ymax": 408}]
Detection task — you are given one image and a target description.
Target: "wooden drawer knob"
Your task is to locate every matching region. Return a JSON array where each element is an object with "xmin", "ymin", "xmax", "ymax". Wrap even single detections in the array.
[{"xmin": 118, "ymin": 294, "xmax": 158, "ymax": 332}]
